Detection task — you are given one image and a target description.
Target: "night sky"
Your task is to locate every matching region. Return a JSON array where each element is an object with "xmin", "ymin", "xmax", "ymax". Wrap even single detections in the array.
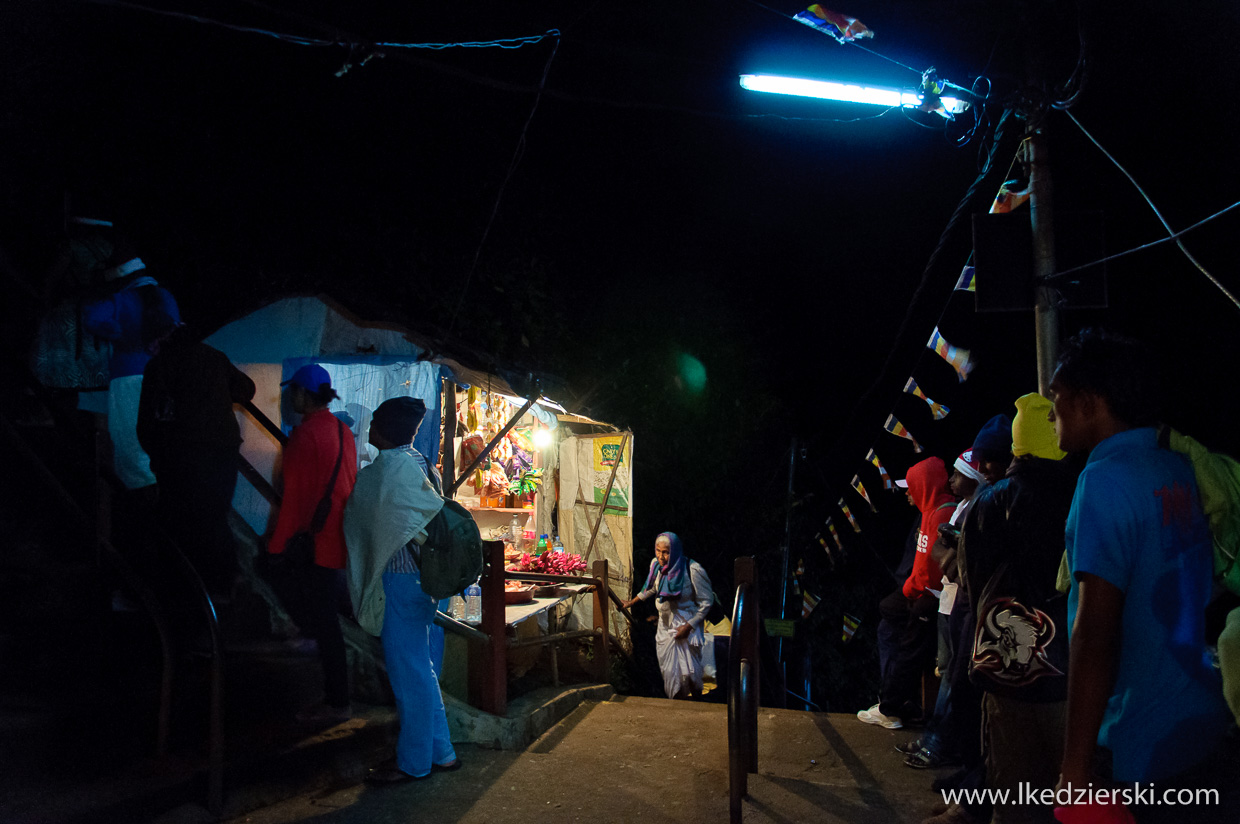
[{"xmin": 5, "ymin": 0, "xmax": 1240, "ymax": 627}]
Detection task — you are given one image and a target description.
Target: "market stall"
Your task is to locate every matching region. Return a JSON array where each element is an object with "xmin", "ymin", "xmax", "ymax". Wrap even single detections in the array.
[
  {"xmin": 440, "ymin": 383, "xmax": 636, "ymax": 670},
  {"xmin": 204, "ymin": 294, "xmax": 634, "ymax": 709}
]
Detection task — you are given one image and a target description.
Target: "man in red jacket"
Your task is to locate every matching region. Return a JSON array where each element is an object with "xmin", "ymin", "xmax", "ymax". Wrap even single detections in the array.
[
  {"xmin": 860, "ymin": 456, "xmax": 957, "ymax": 729},
  {"xmin": 268, "ymin": 363, "xmax": 358, "ymax": 723}
]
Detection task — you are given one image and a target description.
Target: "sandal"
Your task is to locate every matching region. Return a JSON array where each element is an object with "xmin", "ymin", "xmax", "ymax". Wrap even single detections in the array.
[
  {"xmin": 432, "ymin": 759, "xmax": 462, "ymax": 773},
  {"xmin": 894, "ymin": 738, "xmax": 923, "ymax": 755},
  {"xmin": 904, "ymin": 747, "xmax": 959, "ymax": 770}
]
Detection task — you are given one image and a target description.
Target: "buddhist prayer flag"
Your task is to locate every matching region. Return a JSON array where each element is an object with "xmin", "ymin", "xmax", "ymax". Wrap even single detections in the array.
[
  {"xmin": 826, "ymin": 520, "xmax": 844, "ymax": 550},
  {"xmin": 903, "ymin": 377, "xmax": 950, "ymax": 420},
  {"xmin": 927, "ymin": 327, "xmax": 974, "ymax": 382},
  {"xmin": 802, "ymin": 590, "xmax": 821, "ymax": 619},
  {"xmin": 990, "ymin": 177, "xmax": 1032, "ymax": 214},
  {"xmin": 884, "ymin": 414, "xmax": 925, "ymax": 453},
  {"xmin": 842, "ymin": 613, "xmax": 861, "ymax": 643},
  {"xmin": 850, "ymin": 474, "xmax": 877, "ymax": 512},
  {"xmin": 866, "ymin": 448, "xmax": 894, "ymax": 490},
  {"xmin": 793, "ymin": 5, "xmax": 874, "ymax": 43},
  {"xmin": 954, "ymin": 264, "xmax": 976, "ymax": 292},
  {"xmin": 838, "ymin": 498, "xmax": 861, "ymax": 533}
]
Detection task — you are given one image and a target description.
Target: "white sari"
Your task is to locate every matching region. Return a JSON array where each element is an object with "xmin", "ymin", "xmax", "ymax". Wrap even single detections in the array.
[{"xmin": 648, "ymin": 561, "xmax": 713, "ymax": 698}]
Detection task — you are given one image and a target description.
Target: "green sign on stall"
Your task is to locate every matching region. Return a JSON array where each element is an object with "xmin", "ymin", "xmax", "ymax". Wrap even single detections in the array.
[{"xmin": 764, "ymin": 618, "xmax": 796, "ymax": 638}]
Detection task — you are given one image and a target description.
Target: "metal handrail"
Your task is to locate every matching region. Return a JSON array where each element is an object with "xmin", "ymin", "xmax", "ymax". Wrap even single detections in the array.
[
  {"xmin": 157, "ymin": 532, "xmax": 225, "ymax": 817},
  {"xmin": 1, "ymin": 411, "xmax": 179, "ymax": 755},
  {"xmin": 4, "ymin": 373, "xmax": 227, "ymax": 815},
  {"xmin": 728, "ymin": 558, "xmax": 759, "ymax": 824},
  {"xmin": 240, "ymin": 399, "xmax": 287, "ymax": 446}
]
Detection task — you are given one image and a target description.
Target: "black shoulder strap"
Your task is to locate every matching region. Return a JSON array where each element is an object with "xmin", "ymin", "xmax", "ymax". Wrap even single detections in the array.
[{"xmin": 308, "ymin": 419, "xmax": 345, "ymax": 535}]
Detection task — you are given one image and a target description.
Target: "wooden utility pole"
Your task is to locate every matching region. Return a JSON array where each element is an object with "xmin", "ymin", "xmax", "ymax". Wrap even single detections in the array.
[
  {"xmin": 1026, "ymin": 5, "xmax": 1061, "ymax": 395},
  {"xmin": 1028, "ymin": 130, "xmax": 1061, "ymax": 395}
]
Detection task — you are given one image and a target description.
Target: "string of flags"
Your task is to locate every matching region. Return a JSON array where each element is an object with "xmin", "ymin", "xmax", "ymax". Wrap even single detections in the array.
[
  {"xmin": 838, "ymin": 499, "xmax": 861, "ymax": 533},
  {"xmin": 793, "ymin": 5, "xmax": 874, "ymax": 44},
  {"xmin": 842, "ymin": 613, "xmax": 861, "ymax": 643},
  {"xmin": 802, "ymin": 590, "xmax": 821, "ymax": 619},
  {"xmin": 883, "ymin": 414, "xmax": 924, "ymax": 453},
  {"xmin": 866, "ymin": 449, "xmax": 894, "ymax": 490},
  {"xmin": 903, "ymin": 377, "xmax": 950, "ymax": 420},
  {"xmin": 850, "ymin": 475, "xmax": 877, "ymax": 512},
  {"xmin": 928, "ymin": 327, "xmax": 974, "ymax": 382},
  {"xmin": 805, "ymin": 137, "xmax": 1033, "ymax": 579},
  {"xmin": 954, "ymin": 264, "xmax": 976, "ymax": 293}
]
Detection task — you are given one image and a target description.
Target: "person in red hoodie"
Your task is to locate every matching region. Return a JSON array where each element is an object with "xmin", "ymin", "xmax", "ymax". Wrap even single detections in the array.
[
  {"xmin": 267, "ymin": 363, "xmax": 358, "ymax": 723},
  {"xmin": 859, "ymin": 456, "xmax": 957, "ymax": 729}
]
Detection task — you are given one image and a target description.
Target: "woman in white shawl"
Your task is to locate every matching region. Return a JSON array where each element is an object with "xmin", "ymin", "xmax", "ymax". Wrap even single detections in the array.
[{"xmin": 623, "ymin": 532, "xmax": 713, "ymax": 699}]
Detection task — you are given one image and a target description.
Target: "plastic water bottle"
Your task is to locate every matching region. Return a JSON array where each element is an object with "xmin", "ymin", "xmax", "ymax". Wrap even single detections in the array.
[
  {"xmin": 464, "ymin": 580, "xmax": 482, "ymax": 625},
  {"xmin": 450, "ymin": 595, "xmax": 465, "ymax": 621},
  {"xmin": 553, "ymin": 535, "xmax": 564, "ymax": 554},
  {"xmin": 509, "ymin": 515, "xmax": 522, "ymax": 549}
]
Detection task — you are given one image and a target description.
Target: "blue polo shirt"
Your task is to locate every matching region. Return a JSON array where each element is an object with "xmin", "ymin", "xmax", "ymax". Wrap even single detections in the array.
[{"xmin": 1066, "ymin": 427, "xmax": 1229, "ymax": 782}]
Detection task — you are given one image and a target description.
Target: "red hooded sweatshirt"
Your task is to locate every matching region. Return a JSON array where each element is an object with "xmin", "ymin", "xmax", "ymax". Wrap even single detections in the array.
[{"xmin": 901, "ymin": 457, "xmax": 957, "ymax": 599}]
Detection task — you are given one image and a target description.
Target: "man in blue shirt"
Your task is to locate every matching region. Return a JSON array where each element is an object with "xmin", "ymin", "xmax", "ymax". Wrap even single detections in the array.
[{"xmin": 1050, "ymin": 330, "xmax": 1230, "ymax": 804}]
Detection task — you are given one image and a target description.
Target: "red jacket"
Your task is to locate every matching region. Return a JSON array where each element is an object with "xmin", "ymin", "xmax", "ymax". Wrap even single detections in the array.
[
  {"xmin": 902, "ymin": 457, "xmax": 957, "ymax": 599},
  {"xmin": 269, "ymin": 409, "xmax": 357, "ymax": 569}
]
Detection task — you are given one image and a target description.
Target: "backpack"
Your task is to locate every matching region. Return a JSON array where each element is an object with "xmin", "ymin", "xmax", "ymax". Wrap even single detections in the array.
[
  {"xmin": 29, "ymin": 298, "xmax": 112, "ymax": 389},
  {"xmin": 416, "ymin": 498, "xmax": 484, "ymax": 600},
  {"xmin": 1162, "ymin": 428, "xmax": 1240, "ymax": 596}
]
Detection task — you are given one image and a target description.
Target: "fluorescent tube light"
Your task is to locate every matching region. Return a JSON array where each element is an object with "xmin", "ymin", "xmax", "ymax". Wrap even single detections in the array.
[{"xmin": 739, "ymin": 74, "xmax": 966, "ymax": 114}]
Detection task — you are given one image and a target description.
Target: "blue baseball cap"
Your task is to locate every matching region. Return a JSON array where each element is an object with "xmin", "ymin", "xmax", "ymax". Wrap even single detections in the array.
[{"xmin": 281, "ymin": 364, "xmax": 332, "ymax": 393}]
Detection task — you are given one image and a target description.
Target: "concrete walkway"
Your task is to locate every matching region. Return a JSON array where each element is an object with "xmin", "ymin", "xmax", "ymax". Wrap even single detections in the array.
[{"xmin": 208, "ymin": 696, "xmax": 945, "ymax": 824}]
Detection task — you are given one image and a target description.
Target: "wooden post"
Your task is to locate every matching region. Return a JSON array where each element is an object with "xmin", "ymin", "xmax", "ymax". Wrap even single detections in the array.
[
  {"xmin": 592, "ymin": 559, "xmax": 610, "ymax": 682},
  {"xmin": 441, "ymin": 378, "xmax": 456, "ymax": 490},
  {"xmin": 471, "ymin": 539, "xmax": 507, "ymax": 716},
  {"xmin": 583, "ymin": 434, "xmax": 628, "ymax": 562},
  {"xmin": 448, "ymin": 396, "xmax": 538, "ymax": 495}
]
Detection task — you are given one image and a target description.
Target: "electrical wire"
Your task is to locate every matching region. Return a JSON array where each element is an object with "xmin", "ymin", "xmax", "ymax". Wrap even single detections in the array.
[
  {"xmin": 1061, "ymin": 109, "xmax": 1240, "ymax": 311},
  {"xmin": 444, "ymin": 32, "xmax": 563, "ymax": 340},
  {"xmin": 85, "ymin": 0, "xmax": 559, "ymax": 50},
  {"xmin": 1043, "ymin": 200, "xmax": 1240, "ymax": 284},
  {"xmin": 814, "ymin": 107, "xmax": 1016, "ymax": 478}
]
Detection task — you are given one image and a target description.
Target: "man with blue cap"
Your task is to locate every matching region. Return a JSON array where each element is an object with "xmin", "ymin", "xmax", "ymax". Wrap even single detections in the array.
[{"xmin": 269, "ymin": 363, "xmax": 357, "ymax": 723}]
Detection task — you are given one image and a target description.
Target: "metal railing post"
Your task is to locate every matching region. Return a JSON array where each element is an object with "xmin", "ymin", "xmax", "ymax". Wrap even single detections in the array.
[{"xmin": 728, "ymin": 555, "xmax": 759, "ymax": 823}]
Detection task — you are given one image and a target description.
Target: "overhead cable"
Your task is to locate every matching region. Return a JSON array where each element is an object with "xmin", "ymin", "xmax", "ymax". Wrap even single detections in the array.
[
  {"xmin": 85, "ymin": 0, "xmax": 559, "ymax": 50},
  {"xmin": 1043, "ymin": 200, "xmax": 1240, "ymax": 285},
  {"xmin": 1061, "ymin": 109, "xmax": 1240, "ymax": 311},
  {"xmin": 444, "ymin": 32, "xmax": 563, "ymax": 340}
]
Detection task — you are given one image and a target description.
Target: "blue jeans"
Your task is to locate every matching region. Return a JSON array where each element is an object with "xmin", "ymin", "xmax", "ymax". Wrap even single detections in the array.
[{"xmin": 381, "ymin": 569, "xmax": 456, "ymax": 777}]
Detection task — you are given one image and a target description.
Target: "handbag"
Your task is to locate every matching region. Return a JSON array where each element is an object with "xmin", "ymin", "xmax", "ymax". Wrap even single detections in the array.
[{"xmin": 275, "ymin": 418, "xmax": 346, "ymax": 570}]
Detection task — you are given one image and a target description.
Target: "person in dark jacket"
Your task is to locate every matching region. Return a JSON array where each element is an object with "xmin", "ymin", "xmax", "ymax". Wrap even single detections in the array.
[
  {"xmin": 138, "ymin": 325, "xmax": 256, "ymax": 599},
  {"xmin": 960, "ymin": 393, "xmax": 1081, "ymax": 824}
]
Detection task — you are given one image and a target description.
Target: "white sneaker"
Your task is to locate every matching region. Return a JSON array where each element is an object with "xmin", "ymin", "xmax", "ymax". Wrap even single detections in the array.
[{"xmin": 857, "ymin": 703, "xmax": 903, "ymax": 729}]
